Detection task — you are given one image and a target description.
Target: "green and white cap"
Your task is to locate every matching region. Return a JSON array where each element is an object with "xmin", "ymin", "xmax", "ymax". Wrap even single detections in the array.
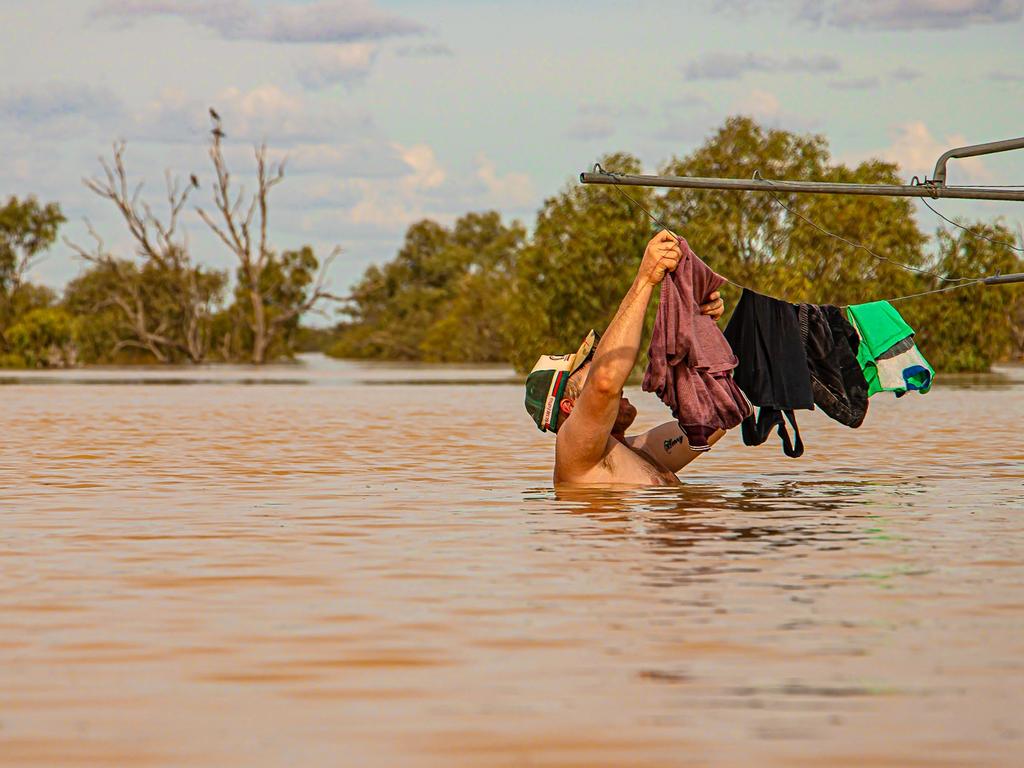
[{"xmin": 524, "ymin": 329, "xmax": 600, "ymax": 433}]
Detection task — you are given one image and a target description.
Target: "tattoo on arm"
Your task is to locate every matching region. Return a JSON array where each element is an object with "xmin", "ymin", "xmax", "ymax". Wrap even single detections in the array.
[{"xmin": 663, "ymin": 435, "xmax": 687, "ymax": 453}]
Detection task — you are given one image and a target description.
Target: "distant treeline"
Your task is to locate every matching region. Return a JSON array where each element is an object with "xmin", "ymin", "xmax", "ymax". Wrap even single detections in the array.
[
  {"xmin": 329, "ymin": 117, "xmax": 1024, "ymax": 373},
  {"xmin": 0, "ymin": 115, "xmax": 336, "ymax": 368},
  {"xmin": 3, "ymin": 117, "xmax": 1022, "ymax": 372}
]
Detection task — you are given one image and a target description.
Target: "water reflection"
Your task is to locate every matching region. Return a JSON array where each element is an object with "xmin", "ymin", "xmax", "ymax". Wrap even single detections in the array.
[
  {"xmin": 538, "ymin": 477, "xmax": 884, "ymax": 545},
  {"xmin": 526, "ymin": 478, "xmax": 923, "ymax": 597}
]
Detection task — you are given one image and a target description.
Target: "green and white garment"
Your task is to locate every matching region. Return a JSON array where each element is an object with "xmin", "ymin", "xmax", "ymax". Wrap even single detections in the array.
[{"xmin": 846, "ymin": 301, "xmax": 934, "ymax": 397}]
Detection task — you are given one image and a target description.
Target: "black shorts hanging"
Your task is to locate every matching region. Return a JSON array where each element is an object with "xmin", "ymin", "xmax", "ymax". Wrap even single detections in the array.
[{"xmin": 724, "ymin": 289, "xmax": 814, "ymax": 458}]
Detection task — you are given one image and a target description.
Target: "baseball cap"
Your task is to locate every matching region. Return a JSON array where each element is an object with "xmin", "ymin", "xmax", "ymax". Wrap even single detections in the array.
[{"xmin": 524, "ymin": 329, "xmax": 600, "ymax": 433}]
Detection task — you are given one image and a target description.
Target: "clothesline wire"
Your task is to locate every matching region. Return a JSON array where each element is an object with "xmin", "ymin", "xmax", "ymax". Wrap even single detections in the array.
[
  {"xmin": 593, "ymin": 163, "xmax": 986, "ymax": 307},
  {"xmin": 917, "ymin": 197, "xmax": 1024, "ymax": 254},
  {"xmin": 884, "ymin": 277, "xmax": 985, "ymax": 303},
  {"xmin": 753, "ymin": 171, "xmax": 979, "ymax": 283},
  {"xmin": 593, "ymin": 174, "xmax": 789, "ymax": 298}
]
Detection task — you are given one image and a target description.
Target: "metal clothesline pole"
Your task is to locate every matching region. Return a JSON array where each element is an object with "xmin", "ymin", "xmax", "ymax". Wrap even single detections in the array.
[
  {"xmin": 579, "ymin": 135, "xmax": 1024, "ymax": 202},
  {"xmin": 578, "ymin": 134, "xmax": 1024, "ymax": 286},
  {"xmin": 578, "ymin": 172, "xmax": 1024, "ymax": 201},
  {"xmin": 982, "ymin": 272, "xmax": 1024, "ymax": 285}
]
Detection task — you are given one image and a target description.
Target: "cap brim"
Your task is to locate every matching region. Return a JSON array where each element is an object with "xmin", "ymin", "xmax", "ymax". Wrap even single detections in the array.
[{"xmin": 568, "ymin": 329, "xmax": 599, "ymax": 375}]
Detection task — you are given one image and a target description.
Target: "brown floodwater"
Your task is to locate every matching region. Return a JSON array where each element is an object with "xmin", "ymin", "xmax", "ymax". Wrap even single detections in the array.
[{"xmin": 1, "ymin": 354, "xmax": 1022, "ymax": 767}]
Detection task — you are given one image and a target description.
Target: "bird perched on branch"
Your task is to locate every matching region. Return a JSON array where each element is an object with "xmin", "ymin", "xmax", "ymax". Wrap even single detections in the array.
[{"xmin": 212, "ymin": 127, "xmax": 225, "ymax": 139}]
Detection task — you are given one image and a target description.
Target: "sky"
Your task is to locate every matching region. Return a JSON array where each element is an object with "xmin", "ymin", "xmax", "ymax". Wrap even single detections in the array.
[{"xmin": 2, "ymin": 0, "xmax": 1023, "ymax": 313}]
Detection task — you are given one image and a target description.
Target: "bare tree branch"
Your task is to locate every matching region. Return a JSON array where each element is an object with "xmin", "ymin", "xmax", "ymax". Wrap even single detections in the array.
[
  {"xmin": 74, "ymin": 141, "xmax": 217, "ymax": 363},
  {"xmin": 196, "ymin": 112, "xmax": 338, "ymax": 363}
]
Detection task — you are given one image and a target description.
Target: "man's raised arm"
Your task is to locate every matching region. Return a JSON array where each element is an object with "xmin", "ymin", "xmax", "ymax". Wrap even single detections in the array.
[{"xmin": 557, "ymin": 231, "xmax": 681, "ymax": 469}]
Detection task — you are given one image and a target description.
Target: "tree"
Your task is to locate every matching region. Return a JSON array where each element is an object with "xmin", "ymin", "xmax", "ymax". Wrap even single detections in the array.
[
  {"xmin": 504, "ymin": 152, "xmax": 655, "ymax": 373},
  {"xmin": 1012, "ymin": 292, "xmax": 1024, "ymax": 361},
  {"xmin": 62, "ymin": 262, "xmax": 129, "ymax": 364},
  {"xmin": 0, "ymin": 196, "xmax": 65, "ymax": 353},
  {"xmin": 69, "ymin": 142, "xmax": 226, "ymax": 363},
  {"xmin": 197, "ymin": 113, "xmax": 338, "ymax": 364},
  {"xmin": 3, "ymin": 306, "xmax": 75, "ymax": 368},
  {"xmin": 657, "ymin": 117, "xmax": 926, "ymax": 310},
  {"xmin": 909, "ymin": 223, "xmax": 1024, "ymax": 372},
  {"xmin": 215, "ymin": 245, "xmax": 331, "ymax": 362},
  {"xmin": 331, "ymin": 211, "xmax": 525, "ymax": 362}
]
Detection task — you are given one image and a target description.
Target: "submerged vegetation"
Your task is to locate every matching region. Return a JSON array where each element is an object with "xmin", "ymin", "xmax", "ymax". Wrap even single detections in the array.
[
  {"xmin": 2, "ymin": 117, "xmax": 1022, "ymax": 372},
  {"xmin": 332, "ymin": 118, "xmax": 1024, "ymax": 373}
]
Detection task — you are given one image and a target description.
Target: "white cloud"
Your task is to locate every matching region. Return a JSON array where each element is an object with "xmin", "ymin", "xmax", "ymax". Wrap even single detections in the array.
[
  {"xmin": 93, "ymin": 0, "xmax": 425, "ymax": 43},
  {"xmin": 876, "ymin": 122, "xmax": 995, "ymax": 182},
  {"xmin": 728, "ymin": 89, "xmax": 820, "ymax": 133},
  {"xmin": 399, "ymin": 144, "xmax": 445, "ymax": 191},
  {"xmin": 298, "ymin": 44, "xmax": 379, "ymax": 89},
  {"xmin": 131, "ymin": 83, "xmax": 375, "ymax": 144},
  {"xmin": 283, "ymin": 141, "xmax": 409, "ymax": 179},
  {"xmin": 349, "ymin": 143, "xmax": 445, "ymax": 229},
  {"xmin": 736, "ymin": 89, "xmax": 781, "ymax": 119},
  {"xmin": 474, "ymin": 154, "xmax": 534, "ymax": 208},
  {"xmin": 342, "ymin": 146, "xmax": 534, "ymax": 233}
]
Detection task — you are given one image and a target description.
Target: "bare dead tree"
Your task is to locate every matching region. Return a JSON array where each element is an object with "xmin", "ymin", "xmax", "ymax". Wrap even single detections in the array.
[
  {"xmin": 65, "ymin": 223, "xmax": 177, "ymax": 363},
  {"xmin": 72, "ymin": 141, "xmax": 218, "ymax": 363},
  {"xmin": 196, "ymin": 113, "xmax": 339, "ymax": 364}
]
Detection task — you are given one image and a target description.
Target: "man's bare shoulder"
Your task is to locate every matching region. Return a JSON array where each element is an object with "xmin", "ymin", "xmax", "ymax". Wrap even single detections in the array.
[
  {"xmin": 555, "ymin": 434, "xmax": 679, "ymax": 486},
  {"xmin": 554, "ymin": 431, "xmax": 609, "ymax": 481}
]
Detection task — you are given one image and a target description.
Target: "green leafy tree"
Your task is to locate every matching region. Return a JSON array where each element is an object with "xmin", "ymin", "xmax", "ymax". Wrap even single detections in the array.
[
  {"xmin": 62, "ymin": 258, "xmax": 223, "ymax": 364},
  {"xmin": 62, "ymin": 262, "xmax": 128, "ymax": 364},
  {"xmin": 504, "ymin": 152, "xmax": 654, "ymax": 373},
  {"xmin": 909, "ymin": 224, "xmax": 1024, "ymax": 372},
  {"xmin": 658, "ymin": 117, "xmax": 926, "ymax": 310},
  {"xmin": 65, "ymin": 240, "xmax": 226, "ymax": 364},
  {"xmin": 332, "ymin": 219, "xmax": 452, "ymax": 360},
  {"xmin": 420, "ymin": 212, "xmax": 524, "ymax": 362},
  {"xmin": 0, "ymin": 196, "xmax": 65, "ymax": 356},
  {"xmin": 3, "ymin": 306, "xmax": 75, "ymax": 368},
  {"xmin": 332, "ymin": 211, "xmax": 524, "ymax": 362},
  {"xmin": 1012, "ymin": 290, "xmax": 1024, "ymax": 361},
  {"xmin": 215, "ymin": 246, "xmax": 328, "ymax": 362}
]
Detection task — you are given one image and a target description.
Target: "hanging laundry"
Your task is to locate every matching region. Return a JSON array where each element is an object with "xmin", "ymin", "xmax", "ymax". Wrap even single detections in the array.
[
  {"xmin": 798, "ymin": 303, "xmax": 869, "ymax": 428},
  {"xmin": 846, "ymin": 301, "xmax": 934, "ymax": 397},
  {"xmin": 643, "ymin": 237, "xmax": 751, "ymax": 451},
  {"xmin": 723, "ymin": 289, "xmax": 814, "ymax": 458}
]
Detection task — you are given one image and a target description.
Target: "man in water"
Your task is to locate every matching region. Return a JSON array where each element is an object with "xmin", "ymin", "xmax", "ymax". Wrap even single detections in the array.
[{"xmin": 524, "ymin": 231, "xmax": 726, "ymax": 485}]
